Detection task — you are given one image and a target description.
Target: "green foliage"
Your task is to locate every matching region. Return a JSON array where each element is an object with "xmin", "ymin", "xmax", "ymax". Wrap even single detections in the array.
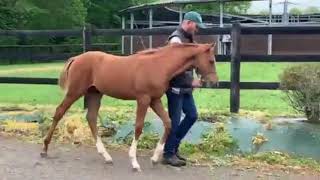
[
  {"xmin": 179, "ymin": 123, "xmax": 238, "ymax": 159},
  {"xmin": 137, "ymin": 133, "xmax": 160, "ymax": 149},
  {"xmin": 121, "ymin": 132, "xmax": 160, "ymax": 149},
  {"xmin": 290, "ymin": 7, "xmax": 303, "ymax": 15},
  {"xmin": 304, "ymin": 6, "xmax": 320, "ymax": 14},
  {"xmin": 131, "ymin": 0, "xmax": 158, "ymax": 5},
  {"xmin": 24, "ymin": 0, "xmax": 87, "ymax": 29},
  {"xmin": 199, "ymin": 123, "xmax": 238, "ymax": 156},
  {"xmin": 0, "ymin": 0, "xmax": 29, "ymax": 29},
  {"xmin": 258, "ymin": 10, "xmax": 269, "ymax": 15},
  {"xmin": 0, "ymin": 0, "xmax": 135, "ymax": 30},
  {"xmin": 102, "ymin": 107, "xmax": 134, "ymax": 126},
  {"xmin": 0, "ymin": 0, "xmax": 87, "ymax": 30},
  {"xmin": 289, "ymin": 157, "xmax": 320, "ymax": 171},
  {"xmin": 85, "ymin": 0, "xmax": 131, "ymax": 28},
  {"xmin": 198, "ymin": 109, "xmax": 229, "ymax": 123},
  {"xmin": 0, "ymin": 0, "xmax": 129, "ymax": 49},
  {"xmin": 180, "ymin": 142, "xmax": 198, "ymax": 156},
  {"xmin": 38, "ymin": 112, "xmax": 53, "ymax": 137},
  {"xmin": 246, "ymin": 151, "xmax": 320, "ymax": 170},
  {"xmin": 280, "ymin": 64, "xmax": 320, "ymax": 123},
  {"xmin": 247, "ymin": 151, "xmax": 289, "ymax": 165},
  {"xmin": 184, "ymin": 2, "xmax": 251, "ymax": 14},
  {"xmin": 117, "ymin": 118, "xmax": 234, "ymax": 153}
]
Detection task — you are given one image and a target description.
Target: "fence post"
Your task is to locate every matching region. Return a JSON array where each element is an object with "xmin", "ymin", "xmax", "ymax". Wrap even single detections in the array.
[
  {"xmin": 83, "ymin": 25, "xmax": 92, "ymax": 52},
  {"xmin": 230, "ymin": 23, "xmax": 241, "ymax": 113},
  {"xmin": 82, "ymin": 25, "xmax": 92, "ymax": 109}
]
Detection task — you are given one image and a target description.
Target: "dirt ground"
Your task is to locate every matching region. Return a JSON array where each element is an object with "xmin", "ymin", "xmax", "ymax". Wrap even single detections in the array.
[{"xmin": 1, "ymin": 136, "xmax": 320, "ymax": 180}]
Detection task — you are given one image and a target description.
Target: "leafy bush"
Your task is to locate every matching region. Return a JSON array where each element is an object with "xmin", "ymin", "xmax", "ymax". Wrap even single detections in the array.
[
  {"xmin": 122, "ymin": 132, "xmax": 160, "ymax": 149},
  {"xmin": 280, "ymin": 64, "xmax": 320, "ymax": 123},
  {"xmin": 198, "ymin": 123, "xmax": 238, "ymax": 156}
]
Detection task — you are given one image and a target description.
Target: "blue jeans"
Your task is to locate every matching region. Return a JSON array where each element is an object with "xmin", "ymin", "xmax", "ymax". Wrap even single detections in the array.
[{"xmin": 163, "ymin": 90, "xmax": 198, "ymax": 158}]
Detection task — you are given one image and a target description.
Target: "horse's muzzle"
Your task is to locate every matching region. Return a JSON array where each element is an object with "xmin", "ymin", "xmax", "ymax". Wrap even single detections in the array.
[{"xmin": 202, "ymin": 81, "xmax": 219, "ymax": 88}]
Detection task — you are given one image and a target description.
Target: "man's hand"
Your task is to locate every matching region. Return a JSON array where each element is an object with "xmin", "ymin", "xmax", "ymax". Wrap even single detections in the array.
[{"xmin": 192, "ymin": 79, "xmax": 202, "ymax": 88}]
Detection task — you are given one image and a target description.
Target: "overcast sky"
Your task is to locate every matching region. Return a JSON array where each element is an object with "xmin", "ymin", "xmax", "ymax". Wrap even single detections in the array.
[{"xmin": 248, "ymin": 0, "xmax": 320, "ymax": 14}]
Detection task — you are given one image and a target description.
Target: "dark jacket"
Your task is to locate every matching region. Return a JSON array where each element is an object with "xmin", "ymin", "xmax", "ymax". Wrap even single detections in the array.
[{"xmin": 168, "ymin": 27, "xmax": 194, "ymax": 94}]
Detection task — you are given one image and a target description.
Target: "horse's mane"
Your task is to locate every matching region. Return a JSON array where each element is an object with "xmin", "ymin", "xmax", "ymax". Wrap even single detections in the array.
[
  {"xmin": 136, "ymin": 48, "xmax": 160, "ymax": 55},
  {"xmin": 135, "ymin": 43, "xmax": 198, "ymax": 56}
]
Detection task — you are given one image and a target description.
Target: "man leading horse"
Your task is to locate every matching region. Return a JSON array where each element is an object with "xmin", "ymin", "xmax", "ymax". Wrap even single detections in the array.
[{"xmin": 162, "ymin": 11, "xmax": 208, "ymax": 167}]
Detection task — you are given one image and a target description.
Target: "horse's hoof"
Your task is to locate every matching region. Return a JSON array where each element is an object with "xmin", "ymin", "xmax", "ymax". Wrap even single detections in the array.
[
  {"xmin": 132, "ymin": 167, "xmax": 142, "ymax": 172},
  {"xmin": 105, "ymin": 160, "xmax": 113, "ymax": 165},
  {"xmin": 151, "ymin": 159, "xmax": 159, "ymax": 166},
  {"xmin": 40, "ymin": 152, "xmax": 47, "ymax": 158}
]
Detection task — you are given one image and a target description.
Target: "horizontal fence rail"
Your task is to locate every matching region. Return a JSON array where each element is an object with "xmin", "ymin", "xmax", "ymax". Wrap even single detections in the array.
[
  {"xmin": 95, "ymin": 25, "xmax": 320, "ymax": 36},
  {"xmin": 240, "ymin": 25, "xmax": 320, "ymax": 35},
  {"xmin": 0, "ymin": 29, "xmax": 82, "ymax": 37},
  {"xmin": 239, "ymin": 55, "xmax": 320, "ymax": 62},
  {"xmin": 0, "ymin": 77, "xmax": 58, "ymax": 85},
  {"xmin": 2, "ymin": 25, "xmax": 320, "ymax": 37},
  {"xmin": 216, "ymin": 55, "xmax": 320, "ymax": 62},
  {"xmin": 0, "ymin": 43, "xmax": 119, "ymax": 48},
  {"xmin": 0, "ymin": 77, "xmax": 281, "ymax": 90},
  {"xmin": 0, "ymin": 53, "xmax": 78, "ymax": 61}
]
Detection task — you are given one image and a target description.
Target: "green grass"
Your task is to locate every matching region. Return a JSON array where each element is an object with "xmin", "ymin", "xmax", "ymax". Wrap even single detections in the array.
[
  {"xmin": 0, "ymin": 62, "xmax": 299, "ymax": 115},
  {"xmin": 0, "ymin": 62, "xmax": 63, "ymax": 78}
]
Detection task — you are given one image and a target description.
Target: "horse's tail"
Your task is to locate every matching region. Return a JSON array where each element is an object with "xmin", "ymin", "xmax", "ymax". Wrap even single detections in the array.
[{"xmin": 58, "ymin": 58, "xmax": 75, "ymax": 91}]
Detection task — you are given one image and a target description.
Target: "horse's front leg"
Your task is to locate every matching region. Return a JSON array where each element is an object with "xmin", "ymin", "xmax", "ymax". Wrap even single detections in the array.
[
  {"xmin": 129, "ymin": 96, "xmax": 150, "ymax": 172},
  {"xmin": 150, "ymin": 99, "xmax": 171, "ymax": 164}
]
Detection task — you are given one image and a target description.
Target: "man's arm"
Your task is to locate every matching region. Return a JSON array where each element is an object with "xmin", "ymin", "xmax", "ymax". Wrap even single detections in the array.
[{"xmin": 169, "ymin": 36, "xmax": 182, "ymax": 44}]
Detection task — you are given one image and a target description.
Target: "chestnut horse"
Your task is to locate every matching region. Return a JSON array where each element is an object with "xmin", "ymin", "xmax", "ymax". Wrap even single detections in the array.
[{"xmin": 41, "ymin": 43, "xmax": 218, "ymax": 171}]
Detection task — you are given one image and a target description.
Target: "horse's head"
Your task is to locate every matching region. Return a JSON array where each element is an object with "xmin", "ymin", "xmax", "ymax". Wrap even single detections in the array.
[{"xmin": 193, "ymin": 43, "xmax": 219, "ymax": 87}]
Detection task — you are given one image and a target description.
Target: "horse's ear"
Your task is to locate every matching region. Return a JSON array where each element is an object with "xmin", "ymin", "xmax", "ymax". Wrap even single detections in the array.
[{"xmin": 205, "ymin": 42, "xmax": 216, "ymax": 52}]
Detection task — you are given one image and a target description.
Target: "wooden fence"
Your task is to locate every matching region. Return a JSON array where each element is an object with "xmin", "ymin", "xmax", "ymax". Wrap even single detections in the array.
[{"xmin": 1, "ymin": 24, "xmax": 320, "ymax": 112}]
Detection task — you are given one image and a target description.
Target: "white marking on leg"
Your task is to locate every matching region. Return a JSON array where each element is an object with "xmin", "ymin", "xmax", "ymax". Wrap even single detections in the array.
[
  {"xmin": 151, "ymin": 141, "xmax": 164, "ymax": 163},
  {"xmin": 96, "ymin": 136, "xmax": 113, "ymax": 163},
  {"xmin": 129, "ymin": 138, "xmax": 141, "ymax": 172}
]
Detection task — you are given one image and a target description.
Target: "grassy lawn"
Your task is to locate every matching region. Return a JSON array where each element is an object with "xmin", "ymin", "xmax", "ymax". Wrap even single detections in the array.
[{"xmin": 0, "ymin": 62, "xmax": 298, "ymax": 115}]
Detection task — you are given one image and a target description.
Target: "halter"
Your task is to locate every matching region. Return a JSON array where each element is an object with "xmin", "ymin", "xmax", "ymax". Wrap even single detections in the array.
[
  {"xmin": 195, "ymin": 68, "xmax": 216, "ymax": 80},
  {"xmin": 199, "ymin": 71, "xmax": 215, "ymax": 81}
]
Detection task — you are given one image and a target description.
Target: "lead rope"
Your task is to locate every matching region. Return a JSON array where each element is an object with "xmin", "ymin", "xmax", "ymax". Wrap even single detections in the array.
[{"xmin": 195, "ymin": 68, "xmax": 202, "ymax": 93}]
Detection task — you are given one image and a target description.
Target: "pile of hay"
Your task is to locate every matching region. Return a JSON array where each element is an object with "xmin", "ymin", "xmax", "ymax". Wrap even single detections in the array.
[
  {"xmin": 39, "ymin": 114, "xmax": 94, "ymax": 145},
  {"xmin": 1, "ymin": 113, "xmax": 95, "ymax": 145}
]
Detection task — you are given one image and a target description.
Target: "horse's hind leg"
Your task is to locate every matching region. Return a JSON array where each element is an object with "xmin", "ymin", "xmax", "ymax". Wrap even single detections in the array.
[
  {"xmin": 150, "ymin": 99, "xmax": 171, "ymax": 164},
  {"xmin": 41, "ymin": 92, "xmax": 82, "ymax": 157},
  {"xmin": 85, "ymin": 89, "xmax": 113, "ymax": 164}
]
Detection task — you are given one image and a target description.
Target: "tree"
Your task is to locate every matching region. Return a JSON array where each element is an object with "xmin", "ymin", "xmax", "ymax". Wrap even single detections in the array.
[
  {"xmin": 131, "ymin": 0, "xmax": 158, "ymax": 5},
  {"xmin": 304, "ymin": 6, "xmax": 320, "ymax": 14},
  {"xmin": 290, "ymin": 7, "xmax": 302, "ymax": 15},
  {"xmin": 85, "ymin": 0, "xmax": 131, "ymax": 29},
  {"xmin": 258, "ymin": 10, "xmax": 269, "ymax": 15},
  {"xmin": 131, "ymin": 0, "xmax": 251, "ymax": 14},
  {"xmin": 0, "ymin": 0, "xmax": 31, "ymax": 29},
  {"xmin": 23, "ymin": 0, "xmax": 87, "ymax": 29},
  {"xmin": 184, "ymin": 1, "xmax": 251, "ymax": 14},
  {"xmin": 0, "ymin": 0, "xmax": 87, "ymax": 30}
]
